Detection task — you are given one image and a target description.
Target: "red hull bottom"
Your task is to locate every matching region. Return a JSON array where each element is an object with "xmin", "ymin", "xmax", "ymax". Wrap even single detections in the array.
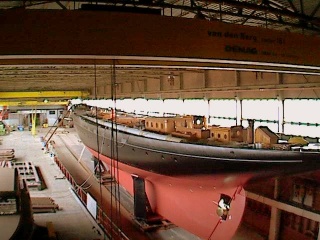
[{"xmin": 88, "ymin": 147, "xmax": 249, "ymax": 239}]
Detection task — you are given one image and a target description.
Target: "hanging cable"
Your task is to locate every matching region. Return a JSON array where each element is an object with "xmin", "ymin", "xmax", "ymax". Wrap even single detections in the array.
[
  {"xmin": 114, "ymin": 61, "xmax": 122, "ymax": 233},
  {"xmin": 93, "ymin": 62, "xmax": 107, "ymax": 240},
  {"xmin": 109, "ymin": 65, "xmax": 115, "ymax": 239},
  {"xmin": 110, "ymin": 59, "xmax": 122, "ymax": 237}
]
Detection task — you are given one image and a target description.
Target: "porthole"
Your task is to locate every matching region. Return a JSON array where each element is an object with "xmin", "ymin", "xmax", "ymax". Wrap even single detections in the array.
[
  {"xmin": 218, "ymin": 133, "xmax": 221, "ymax": 138},
  {"xmin": 224, "ymin": 134, "xmax": 227, "ymax": 139}
]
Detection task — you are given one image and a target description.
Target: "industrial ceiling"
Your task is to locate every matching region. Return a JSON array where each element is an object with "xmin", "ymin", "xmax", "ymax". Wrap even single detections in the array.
[{"xmin": 0, "ymin": 0, "xmax": 319, "ymax": 107}]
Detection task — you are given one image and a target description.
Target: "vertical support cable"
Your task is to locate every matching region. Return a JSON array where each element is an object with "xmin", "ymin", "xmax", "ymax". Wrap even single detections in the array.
[
  {"xmin": 93, "ymin": 63, "xmax": 106, "ymax": 240},
  {"xmin": 110, "ymin": 59, "xmax": 122, "ymax": 236},
  {"xmin": 110, "ymin": 63, "xmax": 115, "ymax": 238}
]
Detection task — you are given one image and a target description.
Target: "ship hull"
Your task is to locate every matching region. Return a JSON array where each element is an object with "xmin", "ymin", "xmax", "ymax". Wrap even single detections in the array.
[{"xmin": 72, "ymin": 111, "xmax": 320, "ymax": 239}]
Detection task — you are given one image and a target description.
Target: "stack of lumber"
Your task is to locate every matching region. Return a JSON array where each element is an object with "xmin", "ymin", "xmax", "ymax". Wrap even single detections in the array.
[
  {"xmin": 0, "ymin": 149, "xmax": 15, "ymax": 161},
  {"xmin": 31, "ymin": 197, "xmax": 59, "ymax": 213}
]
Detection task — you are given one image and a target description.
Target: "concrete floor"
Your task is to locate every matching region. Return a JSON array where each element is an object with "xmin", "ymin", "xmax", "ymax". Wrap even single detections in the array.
[
  {"xmin": 0, "ymin": 128, "xmax": 104, "ymax": 240},
  {"xmin": 0, "ymin": 127, "xmax": 265, "ymax": 240}
]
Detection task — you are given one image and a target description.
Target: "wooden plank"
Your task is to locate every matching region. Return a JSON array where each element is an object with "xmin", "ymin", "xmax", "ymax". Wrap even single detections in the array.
[
  {"xmin": 0, "ymin": 149, "xmax": 15, "ymax": 161},
  {"xmin": 31, "ymin": 197, "xmax": 59, "ymax": 213}
]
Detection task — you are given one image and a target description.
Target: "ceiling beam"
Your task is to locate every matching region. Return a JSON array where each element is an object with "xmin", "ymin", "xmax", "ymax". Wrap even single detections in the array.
[
  {"xmin": 55, "ymin": 0, "xmax": 67, "ymax": 10},
  {"xmin": 2, "ymin": 0, "xmax": 319, "ymax": 31},
  {"xmin": 286, "ymin": 0, "xmax": 299, "ymax": 13},
  {"xmin": 0, "ymin": 91, "xmax": 90, "ymax": 99},
  {"xmin": 202, "ymin": 0, "xmax": 319, "ymax": 28}
]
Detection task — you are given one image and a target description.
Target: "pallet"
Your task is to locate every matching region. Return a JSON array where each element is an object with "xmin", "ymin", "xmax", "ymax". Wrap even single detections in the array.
[
  {"xmin": 0, "ymin": 148, "xmax": 14, "ymax": 154},
  {"xmin": 0, "ymin": 155, "xmax": 15, "ymax": 161}
]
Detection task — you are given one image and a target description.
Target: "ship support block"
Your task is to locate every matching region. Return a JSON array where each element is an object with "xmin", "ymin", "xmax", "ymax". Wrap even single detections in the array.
[
  {"xmin": 132, "ymin": 174, "xmax": 169, "ymax": 231},
  {"xmin": 132, "ymin": 175, "xmax": 149, "ymax": 220}
]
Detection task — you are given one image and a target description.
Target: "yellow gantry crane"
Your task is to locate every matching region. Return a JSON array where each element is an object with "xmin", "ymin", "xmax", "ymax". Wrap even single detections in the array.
[
  {"xmin": 0, "ymin": 91, "xmax": 90, "ymax": 107},
  {"xmin": 0, "ymin": 91, "xmax": 90, "ymax": 99}
]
